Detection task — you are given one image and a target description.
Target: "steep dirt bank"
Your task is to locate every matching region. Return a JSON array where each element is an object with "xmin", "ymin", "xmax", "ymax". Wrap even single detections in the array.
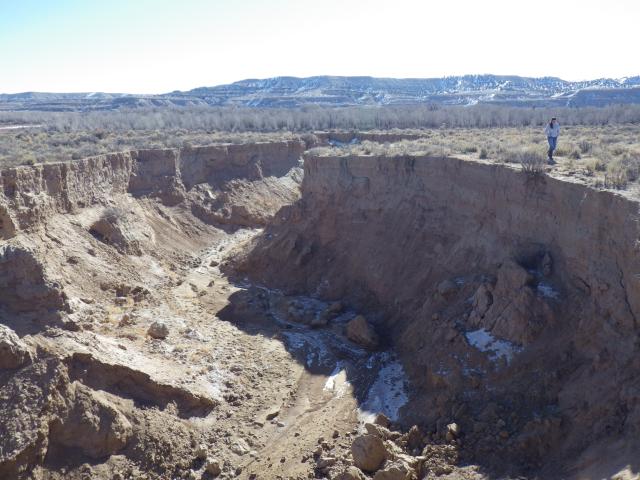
[
  {"xmin": 0, "ymin": 140, "xmax": 305, "ymax": 237},
  {"xmin": 0, "ymin": 140, "xmax": 331, "ymax": 480},
  {"xmin": 233, "ymin": 153, "xmax": 640, "ymax": 477},
  {"xmin": 2, "ymin": 138, "xmax": 640, "ymax": 479},
  {"xmin": 0, "ymin": 140, "xmax": 421, "ymax": 480}
]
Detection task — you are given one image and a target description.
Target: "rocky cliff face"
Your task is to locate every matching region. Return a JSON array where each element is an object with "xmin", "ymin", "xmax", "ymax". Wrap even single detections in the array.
[{"xmin": 235, "ymin": 153, "xmax": 640, "ymax": 475}]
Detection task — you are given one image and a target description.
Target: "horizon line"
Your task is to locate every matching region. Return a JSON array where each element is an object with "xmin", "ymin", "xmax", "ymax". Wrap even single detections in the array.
[{"xmin": 1, "ymin": 73, "xmax": 639, "ymax": 97}]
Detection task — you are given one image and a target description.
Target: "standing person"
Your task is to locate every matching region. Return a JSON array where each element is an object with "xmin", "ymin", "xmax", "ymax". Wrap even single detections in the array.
[{"xmin": 544, "ymin": 117, "xmax": 560, "ymax": 164}]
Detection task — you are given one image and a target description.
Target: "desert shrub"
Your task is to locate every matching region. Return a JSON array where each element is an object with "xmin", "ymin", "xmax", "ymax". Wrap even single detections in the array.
[
  {"xmin": 604, "ymin": 164, "xmax": 628, "ymax": 189},
  {"xmin": 611, "ymin": 146, "xmax": 628, "ymax": 156},
  {"xmin": 568, "ymin": 149, "xmax": 581, "ymax": 160},
  {"xmin": 585, "ymin": 158, "xmax": 606, "ymax": 175},
  {"xmin": 462, "ymin": 145, "xmax": 478, "ymax": 153},
  {"xmin": 517, "ymin": 150, "xmax": 546, "ymax": 175},
  {"xmin": 21, "ymin": 156, "xmax": 35, "ymax": 166},
  {"xmin": 102, "ymin": 206, "xmax": 128, "ymax": 225},
  {"xmin": 609, "ymin": 155, "xmax": 640, "ymax": 183},
  {"xmin": 479, "ymin": 147, "xmax": 488, "ymax": 159},
  {"xmin": 578, "ymin": 139, "xmax": 593, "ymax": 154}
]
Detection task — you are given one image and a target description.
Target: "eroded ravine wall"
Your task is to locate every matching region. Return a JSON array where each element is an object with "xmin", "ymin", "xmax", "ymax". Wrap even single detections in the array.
[
  {"xmin": 0, "ymin": 141, "xmax": 305, "ymax": 235},
  {"xmin": 237, "ymin": 154, "xmax": 640, "ymax": 474}
]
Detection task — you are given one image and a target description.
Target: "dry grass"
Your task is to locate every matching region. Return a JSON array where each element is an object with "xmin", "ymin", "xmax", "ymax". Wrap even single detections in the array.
[
  {"xmin": 2, "ymin": 123, "xmax": 640, "ymax": 191},
  {"xmin": 308, "ymin": 124, "xmax": 640, "ymax": 190},
  {"xmin": 307, "ymin": 138, "xmax": 447, "ymax": 158},
  {"xmin": 0, "ymin": 128, "xmax": 296, "ymax": 167}
]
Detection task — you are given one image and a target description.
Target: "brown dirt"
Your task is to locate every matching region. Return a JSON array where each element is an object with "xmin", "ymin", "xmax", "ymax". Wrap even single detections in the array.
[{"xmin": 0, "ymin": 141, "xmax": 639, "ymax": 480}]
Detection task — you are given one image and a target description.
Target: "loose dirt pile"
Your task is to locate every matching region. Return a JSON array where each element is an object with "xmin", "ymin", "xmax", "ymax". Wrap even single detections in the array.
[{"xmin": 0, "ymin": 141, "xmax": 639, "ymax": 480}]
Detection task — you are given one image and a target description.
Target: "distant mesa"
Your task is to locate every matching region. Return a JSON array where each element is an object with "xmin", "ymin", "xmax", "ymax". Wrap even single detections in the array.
[{"xmin": 2, "ymin": 74, "xmax": 640, "ymax": 111}]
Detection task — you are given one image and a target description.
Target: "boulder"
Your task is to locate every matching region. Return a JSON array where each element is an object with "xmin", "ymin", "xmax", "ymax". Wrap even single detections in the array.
[
  {"xmin": 445, "ymin": 423, "xmax": 459, "ymax": 442},
  {"xmin": 194, "ymin": 444, "xmax": 208, "ymax": 460},
  {"xmin": 402, "ymin": 425, "xmax": 423, "ymax": 450},
  {"xmin": 148, "ymin": 321, "xmax": 169, "ymax": 339},
  {"xmin": 437, "ymin": 279, "xmax": 458, "ymax": 298},
  {"xmin": 365, "ymin": 422, "xmax": 393, "ymax": 440},
  {"xmin": 0, "ymin": 325, "xmax": 33, "ymax": 369},
  {"xmin": 336, "ymin": 466, "xmax": 367, "ymax": 480},
  {"xmin": 468, "ymin": 284, "xmax": 493, "ymax": 325},
  {"xmin": 351, "ymin": 434, "xmax": 387, "ymax": 472},
  {"xmin": 205, "ymin": 458, "xmax": 222, "ymax": 476},
  {"xmin": 468, "ymin": 260, "xmax": 555, "ymax": 345},
  {"xmin": 49, "ymin": 383, "xmax": 132, "ymax": 459},
  {"xmin": 374, "ymin": 412, "xmax": 391, "ymax": 428},
  {"xmin": 346, "ymin": 316, "xmax": 379, "ymax": 350},
  {"xmin": 89, "ymin": 207, "xmax": 155, "ymax": 256},
  {"xmin": 372, "ymin": 461, "xmax": 414, "ymax": 480}
]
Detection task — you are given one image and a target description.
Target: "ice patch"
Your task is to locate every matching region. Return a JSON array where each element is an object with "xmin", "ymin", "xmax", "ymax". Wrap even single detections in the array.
[
  {"xmin": 465, "ymin": 328, "xmax": 521, "ymax": 363},
  {"xmin": 537, "ymin": 282, "xmax": 559, "ymax": 299},
  {"xmin": 359, "ymin": 355, "xmax": 408, "ymax": 423},
  {"xmin": 282, "ymin": 331, "xmax": 332, "ymax": 367},
  {"xmin": 324, "ymin": 362, "xmax": 350, "ymax": 398}
]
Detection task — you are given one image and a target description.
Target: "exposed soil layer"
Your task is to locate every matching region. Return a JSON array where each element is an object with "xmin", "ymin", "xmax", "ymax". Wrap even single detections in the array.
[
  {"xmin": 0, "ymin": 141, "xmax": 639, "ymax": 480},
  {"xmin": 232, "ymin": 154, "xmax": 640, "ymax": 478}
]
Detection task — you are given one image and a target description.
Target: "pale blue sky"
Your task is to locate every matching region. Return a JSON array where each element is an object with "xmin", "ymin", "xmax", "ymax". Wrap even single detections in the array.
[{"xmin": 1, "ymin": 0, "xmax": 638, "ymax": 94}]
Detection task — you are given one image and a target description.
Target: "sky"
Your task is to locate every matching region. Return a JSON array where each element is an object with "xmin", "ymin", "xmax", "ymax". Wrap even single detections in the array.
[{"xmin": 1, "ymin": 0, "xmax": 639, "ymax": 94}]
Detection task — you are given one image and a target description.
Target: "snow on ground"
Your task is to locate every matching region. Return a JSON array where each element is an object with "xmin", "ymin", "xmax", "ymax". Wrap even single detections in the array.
[
  {"xmin": 537, "ymin": 281, "xmax": 560, "ymax": 299},
  {"xmin": 323, "ymin": 361, "xmax": 350, "ymax": 398},
  {"xmin": 359, "ymin": 354, "xmax": 409, "ymax": 423},
  {"xmin": 465, "ymin": 328, "xmax": 522, "ymax": 363},
  {"xmin": 282, "ymin": 330, "xmax": 334, "ymax": 368},
  {"xmin": 0, "ymin": 124, "xmax": 42, "ymax": 130}
]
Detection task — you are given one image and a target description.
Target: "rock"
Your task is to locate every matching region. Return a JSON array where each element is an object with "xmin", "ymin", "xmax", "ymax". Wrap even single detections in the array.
[
  {"xmin": 372, "ymin": 461, "xmax": 414, "ymax": 480},
  {"xmin": 437, "ymin": 279, "xmax": 458, "ymax": 298},
  {"xmin": 336, "ymin": 466, "xmax": 367, "ymax": 480},
  {"xmin": 205, "ymin": 458, "xmax": 222, "ymax": 476},
  {"xmin": 265, "ymin": 407, "xmax": 280, "ymax": 421},
  {"xmin": 365, "ymin": 422, "xmax": 393, "ymax": 440},
  {"xmin": 310, "ymin": 312, "xmax": 329, "ymax": 328},
  {"xmin": 470, "ymin": 259, "xmax": 554, "ymax": 344},
  {"xmin": 499, "ymin": 260, "xmax": 535, "ymax": 289},
  {"xmin": 346, "ymin": 315, "xmax": 379, "ymax": 350},
  {"xmin": 118, "ymin": 313, "xmax": 136, "ymax": 327},
  {"xmin": 445, "ymin": 423, "xmax": 459, "ymax": 442},
  {"xmin": 186, "ymin": 470, "xmax": 198, "ymax": 480},
  {"xmin": 231, "ymin": 438, "xmax": 250, "ymax": 456},
  {"xmin": 49, "ymin": 383, "xmax": 133, "ymax": 459},
  {"xmin": 194, "ymin": 444, "xmax": 208, "ymax": 460},
  {"xmin": 316, "ymin": 456, "xmax": 337, "ymax": 469},
  {"xmin": 147, "ymin": 321, "xmax": 169, "ymax": 339},
  {"xmin": 351, "ymin": 434, "xmax": 387, "ymax": 473},
  {"xmin": 468, "ymin": 284, "xmax": 493, "ymax": 325},
  {"xmin": 0, "ymin": 325, "xmax": 33, "ymax": 369},
  {"xmin": 89, "ymin": 208, "xmax": 154, "ymax": 256},
  {"xmin": 403, "ymin": 425, "xmax": 423, "ymax": 450},
  {"xmin": 374, "ymin": 413, "xmax": 391, "ymax": 428},
  {"xmin": 327, "ymin": 301, "xmax": 344, "ymax": 314}
]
